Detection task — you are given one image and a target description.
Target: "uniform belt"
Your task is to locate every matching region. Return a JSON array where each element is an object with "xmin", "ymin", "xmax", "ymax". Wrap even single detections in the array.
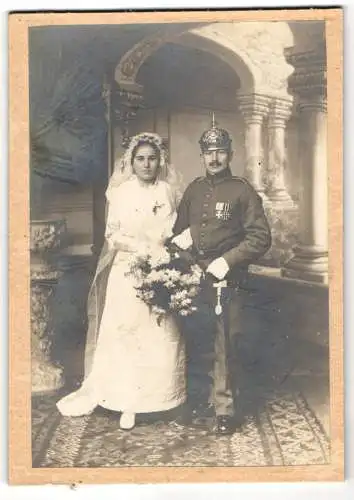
[
  {"xmin": 194, "ymin": 247, "xmax": 229, "ymax": 260},
  {"xmin": 194, "ymin": 247, "xmax": 217, "ymax": 258}
]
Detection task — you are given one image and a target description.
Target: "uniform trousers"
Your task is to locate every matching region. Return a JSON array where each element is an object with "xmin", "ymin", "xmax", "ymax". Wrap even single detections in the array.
[{"xmin": 200, "ymin": 274, "xmax": 244, "ymax": 417}]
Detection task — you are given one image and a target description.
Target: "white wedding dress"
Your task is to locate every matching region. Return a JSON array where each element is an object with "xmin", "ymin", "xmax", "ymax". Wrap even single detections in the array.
[{"xmin": 57, "ymin": 176, "xmax": 186, "ymax": 416}]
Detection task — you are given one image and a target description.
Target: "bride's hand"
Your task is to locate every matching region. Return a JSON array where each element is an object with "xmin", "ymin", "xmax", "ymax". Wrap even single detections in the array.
[
  {"xmin": 171, "ymin": 228, "xmax": 193, "ymax": 250},
  {"xmin": 148, "ymin": 246, "xmax": 171, "ymax": 268},
  {"xmin": 109, "ymin": 233, "xmax": 140, "ymax": 253}
]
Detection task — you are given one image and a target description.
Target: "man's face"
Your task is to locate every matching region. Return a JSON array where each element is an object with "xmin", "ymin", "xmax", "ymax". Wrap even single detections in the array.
[{"xmin": 201, "ymin": 148, "xmax": 232, "ymax": 175}]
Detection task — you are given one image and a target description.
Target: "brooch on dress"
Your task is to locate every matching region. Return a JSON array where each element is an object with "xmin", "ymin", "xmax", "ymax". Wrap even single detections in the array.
[{"xmin": 152, "ymin": 202, "xmax": 164, "ymax": 215}]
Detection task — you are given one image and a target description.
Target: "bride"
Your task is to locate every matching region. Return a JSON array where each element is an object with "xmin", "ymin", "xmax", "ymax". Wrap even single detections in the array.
[{"xmin": 57, "ymin": 132, "xmax": 186, "ymax": 430}]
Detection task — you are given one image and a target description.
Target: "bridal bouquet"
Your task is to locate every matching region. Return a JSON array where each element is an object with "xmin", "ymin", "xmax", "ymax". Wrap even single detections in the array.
[{"xmin": 127, "ymin": 247, "xmax": 203, "ymax": 322}]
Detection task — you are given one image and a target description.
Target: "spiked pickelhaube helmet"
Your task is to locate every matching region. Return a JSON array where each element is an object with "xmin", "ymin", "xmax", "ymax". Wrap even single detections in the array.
[{"xmin": 199, "ymin": 113, "xmax": 232, "ymax": 152}]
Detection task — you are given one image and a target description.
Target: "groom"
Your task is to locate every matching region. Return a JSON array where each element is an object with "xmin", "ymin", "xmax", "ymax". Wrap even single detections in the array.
[{"xmin": 172, "ymin": 115, "xmax": 272, "ymax": 435}]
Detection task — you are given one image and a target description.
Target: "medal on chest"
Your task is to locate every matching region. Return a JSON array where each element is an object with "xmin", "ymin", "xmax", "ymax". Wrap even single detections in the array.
[{"xmin": 215, "ymin": 202, "xmax": 232, "ymax": 221}]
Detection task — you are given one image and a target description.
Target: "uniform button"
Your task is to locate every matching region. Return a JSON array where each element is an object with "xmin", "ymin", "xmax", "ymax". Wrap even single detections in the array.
[
  {"xmin": 202, "ymin": 222, "xmax": 207, "ymax": 227},
  {"xmin": 202, "ymin": 213, "xmax": 207, "ymax": 217},
  {"xmin": 203, "ymin": 203, "xmax": 208, "ymax": 207},
  {"xmin": 199, "ymin": 250, "xmax": 205, "ymax": 256}
]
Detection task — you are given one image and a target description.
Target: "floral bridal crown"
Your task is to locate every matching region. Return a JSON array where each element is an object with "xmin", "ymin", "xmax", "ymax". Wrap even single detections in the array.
[{"xmin": 123, "ymin": 132, "xmax": 167, "ymax": 150}]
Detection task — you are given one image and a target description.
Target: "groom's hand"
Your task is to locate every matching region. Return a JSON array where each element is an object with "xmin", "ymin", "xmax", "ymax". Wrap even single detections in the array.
[
  {"xmin": 206, "ymin": 257, "xmax": 230, "ymax": 280},
  {"xmin": 171, "ymin": 228, "xmax": 193, "ymax": 250}
]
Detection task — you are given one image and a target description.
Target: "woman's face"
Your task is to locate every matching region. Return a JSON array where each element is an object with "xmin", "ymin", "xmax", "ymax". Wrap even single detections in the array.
[{"xmin": 132, "ymin": 144, "xmax": 160, "ymax": 183}]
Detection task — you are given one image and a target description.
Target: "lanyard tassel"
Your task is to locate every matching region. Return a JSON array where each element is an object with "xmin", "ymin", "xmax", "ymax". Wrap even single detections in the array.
[{"xmin": 213, "ymin": 280, "xmax": 227, "ymax": 316}]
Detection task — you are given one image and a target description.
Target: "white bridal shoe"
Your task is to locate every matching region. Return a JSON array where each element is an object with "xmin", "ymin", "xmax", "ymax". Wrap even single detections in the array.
[{"xmin": 119, "ymin": 412, "xmax": 136, "ymax": 430}]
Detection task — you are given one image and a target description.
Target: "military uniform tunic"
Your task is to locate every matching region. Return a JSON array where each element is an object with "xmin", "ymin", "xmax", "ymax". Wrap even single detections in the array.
[
  {"xmin": 173, "ymin": 167, "xmax": 271, "ymax": 279},
  {"xmin": 173, "ymin": 167, "xmax": 272, "ymax": 417}
]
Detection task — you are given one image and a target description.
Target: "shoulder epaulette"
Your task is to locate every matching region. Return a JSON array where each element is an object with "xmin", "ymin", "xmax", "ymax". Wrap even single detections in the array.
[{"xmin": 230, "ymin": 176, "xmax": 254, "ymax": 188}]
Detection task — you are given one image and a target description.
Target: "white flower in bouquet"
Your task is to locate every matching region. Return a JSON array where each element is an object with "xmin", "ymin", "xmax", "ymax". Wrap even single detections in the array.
[
  {"xmin": 128, "ymin": 249, "xmax": 149, "ymax": 268},
  {"xmin": 189, "ymin": 286, "xmax": 199, "ymax": 296},
  {"xmin": 178, "ymin": 305, "xmax": 197, "ymax": 316},
  {"xmin": 191, "ymin": 264, "xmax": 203, "ymax": 279},
  {"xmin": 149, "ymin": 247, "xmax": 171, "ymax": 269},
  {"xmin": 165, "ymin": 269, "xmax": 182, "ymax": 281},
  {"xmin": 159, "ymin": 274, "xmax": 174, "ymax": 287},
  {"xmin": 144, "ymin": 269, "xmax": 162, "ymax": 283},
  {"xmin": 136, "ymin": 289, "xmax": 156, "ymax": 303},
  {"xmin": 164, "ymin": 281, "xmax": 177, "ymax": 290},
  {"xmin": 131, "ymin": 268, "xmax": 145, "ymax": 281},
  {"xmin": 179, "ymin": 274, "xmax": 199, "ymax": 286},
  {"xmin": 144, "ymin": 290, "xmax": 155, "ymax": 300},
  {"xmin": 151, "ymin": 305, "xmax": 166, "ymax": 316},
  {"xmin": 170, "ymin": 294, "xmax": 192, "ymax": 307},
  {"xmin": 170, "ymin": 290, "xmax": 189, "ymax": 304}
]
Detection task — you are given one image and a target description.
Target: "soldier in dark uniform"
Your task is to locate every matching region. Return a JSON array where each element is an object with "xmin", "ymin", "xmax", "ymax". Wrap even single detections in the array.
[{"xmin": 171, "ymin": 115, "xmax": 272, "ymax": 435}]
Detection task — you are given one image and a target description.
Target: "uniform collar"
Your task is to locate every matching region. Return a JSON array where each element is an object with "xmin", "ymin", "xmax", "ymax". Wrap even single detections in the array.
[{"xmin": 205, "ymin": 167, "xmax": 232, "ymax": 185}]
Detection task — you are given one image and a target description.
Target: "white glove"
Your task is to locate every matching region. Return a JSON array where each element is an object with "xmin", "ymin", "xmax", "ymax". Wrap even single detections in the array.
[
  {"xmin": 172, "ymin": 228, "xmax": 193, "ymax": 250},
  {"xmin": 206, "ymin": 257, "xmax": 230, "ymax": 280}
]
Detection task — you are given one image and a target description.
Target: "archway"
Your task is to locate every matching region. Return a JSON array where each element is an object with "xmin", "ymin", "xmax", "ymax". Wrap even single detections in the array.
[
  {"xmin": 132, "ymin": 41, "xmax": 245, "ymax": 186},
  {"xmin": 114, "ymin": 27, "xmax": 255, "ymax": 94},
  {"xmin": 114, "ymin": 21, "xmax": 294, "ymax": 98}
]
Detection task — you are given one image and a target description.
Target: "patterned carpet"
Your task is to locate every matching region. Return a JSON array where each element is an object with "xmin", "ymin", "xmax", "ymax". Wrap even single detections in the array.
[{"xmin": 32, "ymin": 389, "xmax": 330, "ymax": 467}]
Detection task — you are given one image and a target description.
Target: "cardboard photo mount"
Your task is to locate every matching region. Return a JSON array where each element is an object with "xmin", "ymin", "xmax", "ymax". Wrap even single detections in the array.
[{"xmin": 8, "ymin": 8, "xmax": 343, "ymax": 484}]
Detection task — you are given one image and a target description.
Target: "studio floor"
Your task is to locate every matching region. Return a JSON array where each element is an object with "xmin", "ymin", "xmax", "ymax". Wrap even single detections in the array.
[{"xmin": 32, "ymin": 272, "xmax": 330, "ymax": 467}]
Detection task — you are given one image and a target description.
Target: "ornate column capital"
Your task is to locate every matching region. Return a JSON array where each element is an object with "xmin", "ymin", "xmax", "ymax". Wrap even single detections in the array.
[
  {"xmin": 268, "ymin": 98, "xmax": 294, "ymax": 129},
  {"xmin": 237, "ymin": 93, "xmax": 271, "ymax": 124},
  {"xmin": 285, "ymin": 44, "xmax": 327, "ymax": 102},
  {"xmin": 111, "ymin": 82, "xmax": 145, "ymax": 148},
  {"xmin": 298, "ymin": 95, "xmax": 327, "ymax": 114},
  {"xmin": 112, "ymin": 83, "xmax": 145, "ymax": 121}
]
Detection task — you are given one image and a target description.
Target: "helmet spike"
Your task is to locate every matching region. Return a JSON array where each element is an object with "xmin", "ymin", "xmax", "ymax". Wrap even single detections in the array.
[{"xmin": 211, "ymin": 111, "xmax": 216, "ymax": 128}]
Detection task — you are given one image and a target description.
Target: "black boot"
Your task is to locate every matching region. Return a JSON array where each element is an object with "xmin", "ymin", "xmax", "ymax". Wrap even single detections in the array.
[
  {"xmin": 215, "ymin": 415, "xmax": 235, "ymax": 435},
  {"xmin": 215, "ymin": 414, "xmax": 244, "ymax": 435}
]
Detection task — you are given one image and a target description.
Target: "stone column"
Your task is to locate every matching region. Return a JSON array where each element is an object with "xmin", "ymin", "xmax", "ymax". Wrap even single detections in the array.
[
  {"xmin": 282, "ymin": 96, "xmax": 328, "ymax": 283},
  {"xmin": 282, "ymin": 46, "xmax": 328, "ymax": 284},
  {"xmin": 30, "ymin": 219, "xmax": 67, "ymax": 393},
  {"xmin": 238, "ymin": 93, "xmax": 270, "ymax": 198},
  {"xmin": 267, "ymin": 99, "xmax": 294, "ymax": 206}
]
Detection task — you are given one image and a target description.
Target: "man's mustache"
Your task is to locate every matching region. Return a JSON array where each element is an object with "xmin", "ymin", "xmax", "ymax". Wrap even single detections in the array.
[{"xmin": 209, "ymin": 161, "xmax": 222, "ymax": 167}]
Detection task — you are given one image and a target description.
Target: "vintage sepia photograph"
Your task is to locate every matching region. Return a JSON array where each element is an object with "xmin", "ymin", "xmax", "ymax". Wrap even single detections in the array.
[{"xmin": 8, "ymin": 9, "xmax": 343, "ymax": 484}]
